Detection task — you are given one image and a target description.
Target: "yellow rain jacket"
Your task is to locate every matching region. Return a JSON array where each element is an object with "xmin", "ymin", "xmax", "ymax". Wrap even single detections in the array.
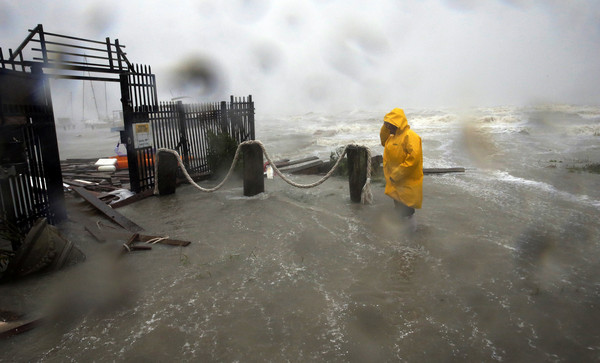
[{"xmin": 380, "ymin": 108, "xmax": 423, "ymax": 208}]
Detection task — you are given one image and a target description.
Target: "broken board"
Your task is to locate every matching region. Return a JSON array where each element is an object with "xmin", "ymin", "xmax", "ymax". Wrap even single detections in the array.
[
  {"xmin": 72, "ymin": 186, "xmax": 144, "ymax": 233},
  {"xmin": 423, "ymin": 167, "xmax": 465, "ymax": 174},
  {"xmin": 0, "ymin": 310, "xmax": 43, "ymax": 339}
]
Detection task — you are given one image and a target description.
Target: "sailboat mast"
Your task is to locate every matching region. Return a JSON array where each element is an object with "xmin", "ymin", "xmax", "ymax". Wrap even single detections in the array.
[{"xmin": 81, "ymin": 78, "xmax": 85, "ymax": 122}]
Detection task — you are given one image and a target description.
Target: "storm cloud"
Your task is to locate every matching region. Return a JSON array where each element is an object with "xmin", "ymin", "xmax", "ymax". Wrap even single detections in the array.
[{"xmin": 2, "ymin": 0, "xmax": 599, "ymax": 115}]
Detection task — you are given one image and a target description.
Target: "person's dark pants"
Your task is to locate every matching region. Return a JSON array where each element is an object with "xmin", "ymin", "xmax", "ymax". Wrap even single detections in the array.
[{"xmin": 394, "ymin": 200, "xmax": 415, "ymax": 218}]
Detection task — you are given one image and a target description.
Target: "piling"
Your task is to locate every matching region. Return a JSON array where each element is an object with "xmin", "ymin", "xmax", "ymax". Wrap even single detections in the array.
[
  {"xmin": 156, "ymin": 150, "xmax": 178, "ymax": 195},
  {"xmin": 243, "ymin": 143, "xmax": 264, "ymax": 196},
  {"xmin": 347, "ymin": 145, "xmax": 368, "ymax": 203}
]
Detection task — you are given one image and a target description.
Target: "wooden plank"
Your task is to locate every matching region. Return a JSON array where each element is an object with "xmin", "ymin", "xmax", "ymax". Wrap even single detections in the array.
[
  {"xmin": 0, "ymin": 318, "xmax": 43, "ymax": 339},
  {"xmin": 62, "ymin": 158, "xmax": 98, "ymax": 163},
  {"xmin": 130, "ymin": 245, "xmax": 152, "ymax": 251},
  {"xmin": 62, "ymin": 173, "xmax": 113, "ymax": 181},
  {"xmin": 84, "ymin": 223, "xmax": 106, "ymax": 242},
  {"xmin": 282, "ymin": 159, "xmax": 324, "ymax": 174},
  {"xmin": 114, "ymin": 170, "xmax": 130, "ymax": 177},
  {"xmin": 274, "ymin": 156, "xmax": 318, "ymax": 168},
  {"xmin": 137, "ymin": 236, "xmax": 190, "ymax": 247},
  {"xmin": 68, "ymin": 214, "xmax": 107, "ymax": 242},
  {"xmin": 73, "ymin": 214, "xmax": 188, "ymax": 248},
  {"xmin": 110, "ymin": 177, "xmax": 122, "ymax": 187},
  {"xmin": 271, "ymin": 158, "xmax": 290, "ymax": 167},
  {"xmin": 99, "ymin": 228, "xmax": 191, "ymax": 247},
  {"xmin": 121, "ymin": 233, "xmax": 139, "ymax": 254},
  {"xmin": 72, "ymin": 186, "xmax": 144, "ymax": 233},
  {"xmin": 423, "ymin": 167, "xmax": 465, "ymax": 174},
  {"xmin": 63, "ymin": 179, "xmax": 97, "ymax": 188},
  {"xmin": 110, "ymin": 188, "xmax": 154, "ymax": 209}
]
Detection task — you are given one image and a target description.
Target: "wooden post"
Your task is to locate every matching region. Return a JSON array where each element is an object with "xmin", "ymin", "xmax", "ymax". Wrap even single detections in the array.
[
  {"xmin": 243, "ymin": 143, "xmax": 264, "ymax": 197},
  {"xmin": 156, "ymin": 150, "xmax": 178, "ymax": 195},
  {"xmin": 347, "ymin": 145, "xmax": 368, "ymax": 203}
]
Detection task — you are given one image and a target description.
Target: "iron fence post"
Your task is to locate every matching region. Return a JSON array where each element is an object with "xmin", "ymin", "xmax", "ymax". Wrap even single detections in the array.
[
  {"xmin": 31, "ymin": 63, "xmax": 66, "ymax": 222},
  {"xmin": 248, "ymin": 95, "xmax": 255, "ymax": 140},
  {"xmin": 220, "ymin": 101, "xmax": 228, "ymax": 134},
  {"xmin": 120, "ymin": 73, "xmax": 141, "ymax": 192},
  {"xmin": 176, "ymin": 101, "xmax": 190, "ymax": 169}
]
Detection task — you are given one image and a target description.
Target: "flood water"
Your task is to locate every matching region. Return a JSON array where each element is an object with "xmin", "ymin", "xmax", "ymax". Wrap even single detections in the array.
[{"xmin": 1, "ymin": 105, "xmax": 600, "ymax": 361}]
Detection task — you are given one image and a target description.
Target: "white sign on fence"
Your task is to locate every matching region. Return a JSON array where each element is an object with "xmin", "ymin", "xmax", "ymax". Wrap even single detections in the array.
[{"xmin": 133, "ymin": 122, "xmax": 153, "ymax": 149}]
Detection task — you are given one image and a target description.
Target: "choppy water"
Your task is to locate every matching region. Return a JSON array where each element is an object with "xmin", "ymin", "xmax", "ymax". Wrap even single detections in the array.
[{"xmin": 2, "ymin": 104, "xmax": 600, "ymax": 361}]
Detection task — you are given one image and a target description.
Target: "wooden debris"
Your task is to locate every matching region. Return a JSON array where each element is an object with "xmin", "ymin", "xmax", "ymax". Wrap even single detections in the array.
[
  {"xmin": 110, "ymin": 189, "xmax": 154, "ymax": 209},
  {"xmin": 110, "ymin": 177, "xmax": 122, "ymax": 187},
  {"xmin": 347, "ymin": 146, "xmax": 368, "ymax": 203},
  {"xmin": 130, "ymin": 245, "xmax": 152, "ymax": 251},
  {"xmin": 61, "ymin": 158, "xmax": 131, "ymax": 197},
  {"xmin": 121, "ymin": 233, "xmax": 140, "ymax": 254},
  {"xmin": 270, "ymin": 156, "xmax": 324, "ymax": 175},
  {"xmin": 271, "ymin": 158, "xmax": 290, "ymax": 166},
  {"xmin": 62, "ymin": 173, "xmax": 114, "ymax": 182},
  {"xmin": 84, "ymin": 223, "xmax": 106, "ymax": 242},
  {"xmin": 0, "ymin": 310, "xmax": 43, "ymax": 339},
  {"xmin": 63, "ymin": 179, "xmax": 98, "ymax": 188},
  {"xmin": 107, "ymin": 230, "xmax": 191, "ymax": 247},
  {"xmin": 270, "ymin": 154, "xmax": 466, "ymax": 177},
  {"xmin": 423, "ymin": 167, "xmax": 465, "ymax": 174},
  {"xmin": 72, "ymin": 186, "xmax": 144, "ymax": 233},
  {"xmin": 275, "ymin": 156, "xmax": 318, "ymax": 168},
  {"xmin": 68, "ymin": 214, "xmax": 107, "ymax": 242},
  {"xmin": 283, "ymin": 160, "xmax": 324, "ymax": 175},
  {"xmin": 80, "ymin": 220, "xmax": 191, "ymax": 247}
]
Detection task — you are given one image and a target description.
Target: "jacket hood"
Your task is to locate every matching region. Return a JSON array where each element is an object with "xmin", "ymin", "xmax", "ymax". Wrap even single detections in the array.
[{"xmin": 384, "ymin": 108, "xmax": 408, "ymax": 131}]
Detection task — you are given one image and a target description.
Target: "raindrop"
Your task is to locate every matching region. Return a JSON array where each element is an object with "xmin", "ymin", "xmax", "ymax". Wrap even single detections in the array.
[{"xmin": 168, "ymin": 56, "xmax": 226, "ymax": 98}]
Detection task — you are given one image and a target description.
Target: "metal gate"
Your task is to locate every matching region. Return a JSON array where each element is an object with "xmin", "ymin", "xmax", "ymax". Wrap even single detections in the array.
[
  {"xmin": 119, "ymin": 65, "xmax": 158, "ymax": 193},
  {"xmin": 2, "ymin": 23, "xmax": 257, "ymax": 214},
  {"xmin": 1, "ymin": 23, "xmax": 134, "ymax": 235},
  {"xmin": 0, "ymin": 66, "xmax": 65, "ymax": 241}
]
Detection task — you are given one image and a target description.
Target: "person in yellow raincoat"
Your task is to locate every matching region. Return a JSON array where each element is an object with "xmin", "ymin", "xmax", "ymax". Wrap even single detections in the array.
[{"xmin": 380, "ymin": 108, "xmax": 423, "ymax": 226}]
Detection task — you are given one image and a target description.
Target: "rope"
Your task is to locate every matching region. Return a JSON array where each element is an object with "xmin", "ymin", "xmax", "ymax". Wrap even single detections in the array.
[
  {"xmin": 155, "ymin": 140, "xmax": 373, "ymax": 204},
  {"xmin": 146, "ymin": 236, "xmax": 169, "ymax": 245}
]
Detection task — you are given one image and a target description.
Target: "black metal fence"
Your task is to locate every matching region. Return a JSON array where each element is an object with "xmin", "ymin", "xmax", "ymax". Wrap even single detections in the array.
[
  {"xmin": 0, "ymin": 23, "xmax": 132, "ymax": 82},
  {"xmin": 122, "ymin": 95, "xmax": 255, "ymax": 193},
  {"xmin": 0, "ymin": 24, "xmax": 136, "ymax": 236},
  {"xmin": 152, "ymin": 96, "xmax": 255, "ymax": 174},
  {"xmin": 0, "ymin": 67, "xmax": 65, "ymax": 240},
  {"xmin": 1, "ymin": 24, "xmax": 257, "ymax": 224}
]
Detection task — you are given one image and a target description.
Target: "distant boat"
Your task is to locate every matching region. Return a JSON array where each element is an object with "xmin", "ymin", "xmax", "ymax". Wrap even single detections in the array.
[{"xmin": 83, "ymin": 119, "xmax": 110, "ymax": 129}]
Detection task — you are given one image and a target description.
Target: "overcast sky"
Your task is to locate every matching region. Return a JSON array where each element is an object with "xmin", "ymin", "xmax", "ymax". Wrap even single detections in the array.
[{"xmin": 1, "ymin": 0, "xmax": 600, "ymax": 116}]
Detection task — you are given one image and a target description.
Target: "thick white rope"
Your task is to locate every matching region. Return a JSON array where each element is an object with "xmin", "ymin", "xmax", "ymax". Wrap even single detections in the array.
[{"xmin": 154, "ymin": 140, "xmax": 373, "ymax": 204}]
